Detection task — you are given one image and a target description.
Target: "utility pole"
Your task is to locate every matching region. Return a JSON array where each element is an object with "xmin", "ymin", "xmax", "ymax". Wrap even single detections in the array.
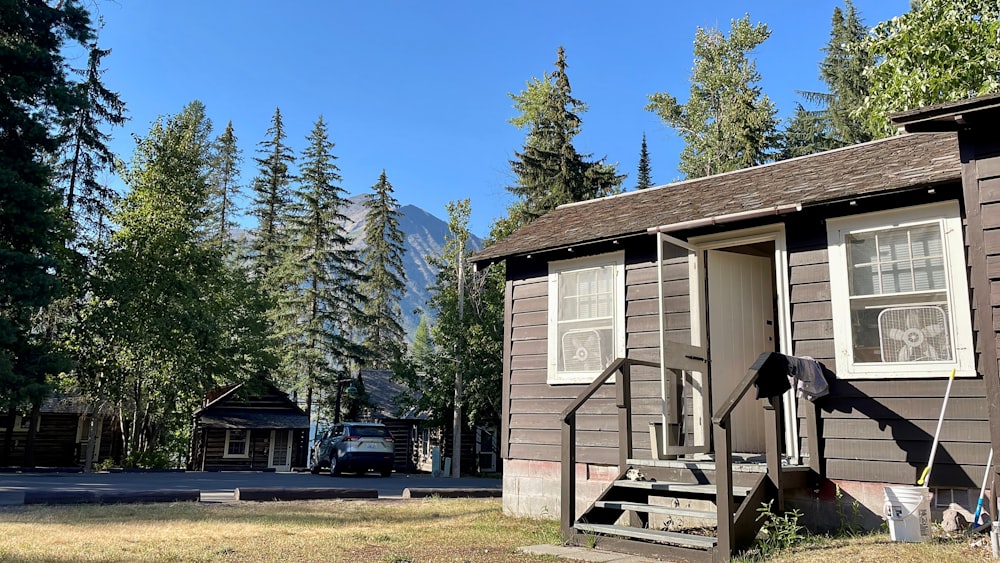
[{"xmin": 451, "ymin": 240, "xmax": 464, "ymax": 478}]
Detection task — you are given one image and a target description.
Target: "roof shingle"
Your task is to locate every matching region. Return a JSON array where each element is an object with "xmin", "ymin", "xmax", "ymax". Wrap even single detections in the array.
[{"xmin": 473, "ymin": 132, "xmax": 960, "ymax": 263}]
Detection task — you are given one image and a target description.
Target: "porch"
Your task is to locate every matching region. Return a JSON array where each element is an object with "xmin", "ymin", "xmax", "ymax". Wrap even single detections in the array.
[{"xmin": 560, "ymin": 346, "xmax": 815, "ymax": 562}]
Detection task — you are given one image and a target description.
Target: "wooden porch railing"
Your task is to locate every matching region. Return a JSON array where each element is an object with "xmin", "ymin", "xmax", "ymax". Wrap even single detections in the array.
[
  {"xmin": 712, "ymin": 352, "xmax": 788, "ymax": 560},
  {"xmin": 559, "ymin": 357, "xmax": 660, "ymax": 538}
]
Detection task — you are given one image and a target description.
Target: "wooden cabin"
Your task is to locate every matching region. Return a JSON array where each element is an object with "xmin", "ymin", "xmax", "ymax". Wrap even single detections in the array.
[
  {"xmin": 471, "ymin": 94, "xmax": 1000, "ymax": 561},
  {"xmin": 1, "ymin": 395, "xmax": 118, "ymax": 468},
  {"xmin": 189, "ymin": 381, "xmax": 309, "ymax": 471}
]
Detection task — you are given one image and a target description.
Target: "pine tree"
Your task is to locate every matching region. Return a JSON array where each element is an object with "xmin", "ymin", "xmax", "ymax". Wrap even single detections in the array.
[
  {"xmin": 0, "ymin": 0, "xmax": 94, "ymax": 463},
  {"xmin": 360, "ymin": 171, "xmax": 408, "ymax": 369},
  {"xmin": 249, "ymin": 108, "xmax": 295, "ymax": 283},
  {"xmin": 209, "ymin": 120, "xmax": 242, "ymax": 248},
  {"xmin": 778, "ymin": 104, "xmax": 841, "ymax": 161},
  {"xmin": 646, "ymin": 14, "xmax": 779, "ymax": 178},
  {"xmin": 276, "ymin": 116, "xmax": 365, "ymax": 422},
  {"xmin": 820, "ymin": 1, "xmax": 872, "ymax": 146},
  {"xmin": 507, "ymin": 47, "xmax": 625, "ymax": 223},
  {"xmin": 58, "ymin": 43, "xmax": 127, "ymax": 241},
  {"xmin": 636, "ymin": 133, "xmax": 653, "ymax": 189}
]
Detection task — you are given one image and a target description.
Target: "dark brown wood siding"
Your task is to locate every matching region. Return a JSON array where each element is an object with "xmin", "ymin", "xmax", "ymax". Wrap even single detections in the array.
[
  {"xmin": 504, "ymin": 246, "xmax": 690, "ymax": 467},
  {"xmin": 786, "ymin": 194, "xmax": 991, "ymax": 488}
]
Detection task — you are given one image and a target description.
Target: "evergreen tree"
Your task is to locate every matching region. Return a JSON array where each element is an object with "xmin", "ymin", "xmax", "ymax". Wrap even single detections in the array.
[
  {"xmin": 860, "ymin": 0, "xmax": 1000, "ymax": 138},
  {"xmin": 58, "ymin": 43, "xmax": 128, "ymax": 241},
  {"xmin": 507, "ymin": 47, "xmax": 625, "ymax": 223},
  {"xmin": 276, "ymin": 116, "xmax": 365, "ymax": 422},
  {"xmin": 636, "ymin": 133, "xmax": 653, "ymax": 189},
  {"xmin": 209, "ymin": 120, "xmax": 242, "ymax": 248},
  {"xmin": 360, "ymin": 171, "xmax": 408, "ymax": 369},
  {"xmin": 819, "ymin": 1, "xmax": 872, "ymax": 146},
  {"xmin": 778, "ymin": 104, "xmax": 841, "ymax": 161},
  {"xmin": 250, "ymin": 107, "xmax": 295, "ymax": 282},
  {"xmin": 0, "ymin": 0, "xmax": 94, "ymax": 463},
  {"xmin": 646, "ymin": 14, "xmax": 779, "ymax": 178}
]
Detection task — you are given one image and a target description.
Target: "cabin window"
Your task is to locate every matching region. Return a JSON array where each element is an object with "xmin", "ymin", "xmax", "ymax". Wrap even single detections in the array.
[
  {"xmin": 223, "ymin": 429, "xmax": 250, "ymax": 458},
  {"xmin": 827, "ymin": 201, "xmax": 974, "ymax": 379},
  {"xmin": 547, "ymin": 251, "xmax": 625, "ymax": 384}
]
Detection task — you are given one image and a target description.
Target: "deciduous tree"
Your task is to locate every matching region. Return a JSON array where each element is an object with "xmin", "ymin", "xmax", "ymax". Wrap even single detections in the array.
[
  {"xmin": 646, "ymin": 14, "xmax": 778, "ymax": 178},
  {"xmin": 861, "ymin": 0, "xmax": 1000, "ymax": 138}
]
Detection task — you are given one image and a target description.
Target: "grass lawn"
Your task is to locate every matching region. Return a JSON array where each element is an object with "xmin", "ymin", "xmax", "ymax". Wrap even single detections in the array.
[
  {"xmin": 0, "ymin": 498, "xmax": 995, "ymax": 562},
  {"xmin": 0, "ymin": 498, "xmax": 562, "ymax": 562}
]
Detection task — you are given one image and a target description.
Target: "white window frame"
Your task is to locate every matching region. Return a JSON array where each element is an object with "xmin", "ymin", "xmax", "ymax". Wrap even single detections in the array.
[
  {"xmin": 547, "ymin": 251, "xmax": 626, "ymax": 385},
  {"xmin": 827, "ymin": 201, "xmax": 975, "ymax": 379},
  {"xmin": 223, "ymin": 429, "xmax": 250, "ymax": 458}
]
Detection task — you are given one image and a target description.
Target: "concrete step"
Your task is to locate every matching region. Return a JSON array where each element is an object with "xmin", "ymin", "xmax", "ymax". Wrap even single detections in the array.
[
  {"xmin": 594, "ymin": 500, "xmax": 717, "ymax": 521},
  {"xmin": 575, "ymin": 523, "xmax": 717, "ymax": 549}
]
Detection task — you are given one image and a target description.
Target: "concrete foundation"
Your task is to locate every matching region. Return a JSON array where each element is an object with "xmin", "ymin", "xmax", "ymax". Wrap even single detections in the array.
[{"xmin": 503, "ymin": 459, "xmax": 619, "ymax": 519}]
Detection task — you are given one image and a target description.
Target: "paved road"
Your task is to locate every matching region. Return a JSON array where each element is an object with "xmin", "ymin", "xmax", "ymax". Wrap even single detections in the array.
[{"xmin": 0, "ymin": 471, "xmax": 501, "ymax": 504}]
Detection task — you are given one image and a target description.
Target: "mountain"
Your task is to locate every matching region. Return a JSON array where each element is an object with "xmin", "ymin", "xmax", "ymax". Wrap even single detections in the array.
[{"xmin": 342, "ymin": 195, "xmax": 483, "ymax": 339}]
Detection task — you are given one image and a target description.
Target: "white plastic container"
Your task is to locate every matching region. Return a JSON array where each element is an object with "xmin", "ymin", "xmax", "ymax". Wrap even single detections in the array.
[{"xmin": 884, "ymin": 485, "xmax": 933, "ymax": 542}]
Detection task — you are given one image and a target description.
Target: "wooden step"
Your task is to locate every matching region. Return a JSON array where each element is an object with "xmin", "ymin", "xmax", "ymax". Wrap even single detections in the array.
[
  {"xmin": 575, "ymin": 523, "xmax": 717, "ymax": 549},
  {"xmin": 594, "ymin": 500, "xmax": 717, "ymax": 520},
  {"xmin": 612, "ymin": 480, "xmax": 752, "ymax": 497}
]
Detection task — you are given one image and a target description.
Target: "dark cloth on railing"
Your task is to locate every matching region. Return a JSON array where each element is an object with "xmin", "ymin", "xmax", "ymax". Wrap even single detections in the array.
[
  {"xmin": 753, "ymin": 353, "xmax": 793, "ymax": 399},
  {"xmin": 752, "ymin": 352, "xmax": 829, "ymax": 401}
]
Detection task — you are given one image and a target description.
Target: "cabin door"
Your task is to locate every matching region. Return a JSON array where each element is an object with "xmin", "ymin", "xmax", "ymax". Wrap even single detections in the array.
[
  {"xmin": 705, "ymin": 247, "xmax": 776, "ymax": 454},
  {"xmin": 269, "ymin": 430, "xmax": 292, "ymax": 471}
]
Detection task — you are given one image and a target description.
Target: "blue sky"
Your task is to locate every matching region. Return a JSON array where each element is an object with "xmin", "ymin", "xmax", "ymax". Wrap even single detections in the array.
[{"xmin": 93, "ymin": 1, "xmax": 909, "ymax": 237}]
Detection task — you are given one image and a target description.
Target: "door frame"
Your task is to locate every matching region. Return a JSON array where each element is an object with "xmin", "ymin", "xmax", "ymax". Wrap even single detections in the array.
[
  {"xmin": 268, "ymin": 429, "xmax": 293, "ymax": 471},
  {"xmin": 689, "ymin": 224, "xmax": 798, "ymax": 462}
]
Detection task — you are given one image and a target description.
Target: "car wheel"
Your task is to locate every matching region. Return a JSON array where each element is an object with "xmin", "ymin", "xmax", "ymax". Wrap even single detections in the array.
[
  {"xmin": 379, "ymin": 466, "xmax": 392, "ymax": 477},
  {"xmin": 329, "ymin": 454, "xmax": 342, "ymax": 476}
]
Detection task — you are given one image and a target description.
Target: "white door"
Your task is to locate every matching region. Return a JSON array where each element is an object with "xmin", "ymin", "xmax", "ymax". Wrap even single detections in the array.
[
  {"xmin": 707, "ymin": 249, "xmax": 775, "ymax": 454},
  {"xmin": 269, "ymin": 430, "xmax": 292, "ymax": 471}
]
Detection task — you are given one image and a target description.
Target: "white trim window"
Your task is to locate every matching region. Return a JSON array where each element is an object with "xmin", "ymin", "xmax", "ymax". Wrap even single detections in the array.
[
  {"xmin": 547, "ymin": 251, "xmax": 626, "ymax": 384},
  {"xmin": 827, "ymin": 201, "xmax": 975, "ymax": 379},
  {"xmin": 223, "ymin": 429, "xmax": 250, "ymax": 458}
]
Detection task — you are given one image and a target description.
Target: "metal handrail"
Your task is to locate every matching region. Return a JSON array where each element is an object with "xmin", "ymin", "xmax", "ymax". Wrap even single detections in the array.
[{"xmin": 560, "ymin": 357, "xmax": 659, "ymax": 538}]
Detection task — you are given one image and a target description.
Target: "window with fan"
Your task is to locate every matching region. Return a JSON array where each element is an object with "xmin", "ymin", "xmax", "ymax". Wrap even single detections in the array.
[
  {"xmin": 547, "ymin": 252, "xmax": 625, "ymax": 384},
  {"xmin": 827, "ymin": 201, "xmax": 975, "ymax": 379}
]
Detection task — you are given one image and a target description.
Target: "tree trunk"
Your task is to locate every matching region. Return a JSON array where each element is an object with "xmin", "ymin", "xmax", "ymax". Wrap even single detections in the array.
[
  {"xmin": 23, "ymin": 402, "xmax": 40, "ymax": 468},
  {"xmin": 84, "ymin": 405, "xmax": 99, "ymax": 472},
  {"xmin": 0, "ymin": 411, "xmax": 16, "ymax": 466}
]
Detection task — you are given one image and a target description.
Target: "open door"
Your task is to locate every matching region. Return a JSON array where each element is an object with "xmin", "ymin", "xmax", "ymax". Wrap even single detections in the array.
[
  {"xmin": 705, "ymin": 247, "xmax": 776, "ymax": 453},
  {"xmin": 656, "ymin": 233, "xmax": 711, "ymax": 457}
]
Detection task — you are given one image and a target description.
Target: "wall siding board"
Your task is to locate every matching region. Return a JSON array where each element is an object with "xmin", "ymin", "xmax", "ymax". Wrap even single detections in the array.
[
  {"xmin": 789, "ymin": 263, "xmax": 830, "ymax": 285},
  {"xmin": 792, "ymin": 302, "xmax": 833, "ymax": 322},
  {"xmin": 826, "ymin": 459, "xmax": 978, "ymax": 486},
  {"xmin": 822, "ymin": 418, "xmax": 987, "ymax": 442},
  {"xmin": 512, "ymin": 311, "xmax": 547, "ymax": 328},
  {"xmin": 793, "ymin": 320, "xmax": 835, "ymax": 341},
  {"xmin": 824, "ymin": 439, "xmax": 984, "ymax": 465},
  {"xmin": 789, "ymin": 248, "xmax": 829, "ymax": 267},
  {"xmin": 980, "ymin": 176, "xmax": 1000, "ymax": 203},
  {"xmin": 818, "ymin": 397, "xmax": 986, "ymax": 420},
  {"xmin": 790, "ymin": 282, "xmax": 831, "ymax": 303}
]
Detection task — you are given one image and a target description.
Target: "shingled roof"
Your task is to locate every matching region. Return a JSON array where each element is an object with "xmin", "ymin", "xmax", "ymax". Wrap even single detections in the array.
[{"xmin": 473, "ymin": 132, "xmax": 961, "ymax": 264}]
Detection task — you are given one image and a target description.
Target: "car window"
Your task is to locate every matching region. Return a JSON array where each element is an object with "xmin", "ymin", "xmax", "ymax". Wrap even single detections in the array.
[{"xmin": 350, "ymin": 426, "xmax": 391, "ymax": 438}]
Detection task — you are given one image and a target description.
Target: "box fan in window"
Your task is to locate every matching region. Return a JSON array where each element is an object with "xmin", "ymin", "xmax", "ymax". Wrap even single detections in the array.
[
  {"xmin": 561, "ymin": 329, "xmax": 610, "ymax": 372},
  {"xmin": 878, "ymin": 306, "xmax": 951, "ymax": 363}
]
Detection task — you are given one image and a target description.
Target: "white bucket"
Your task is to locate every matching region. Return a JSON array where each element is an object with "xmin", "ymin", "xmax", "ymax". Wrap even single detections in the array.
[{"xmin": 884, "ymin": 485, "xmax": 933, "ymax": 542}]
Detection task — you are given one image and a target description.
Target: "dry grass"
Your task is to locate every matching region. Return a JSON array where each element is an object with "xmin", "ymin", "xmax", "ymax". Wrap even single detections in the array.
[
  {"xmin": 759, "ymin": 531, "xmax": 995, "ymax": 563},
  {"xmin": 0, "ymin": 498, "xmax": 564, "ymax": 563}
]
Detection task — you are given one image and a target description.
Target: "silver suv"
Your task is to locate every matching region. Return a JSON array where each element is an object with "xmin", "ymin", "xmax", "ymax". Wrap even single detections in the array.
[{"xmin": 309, "ymin": 422, "xmax": 394, "ymax": 477}]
